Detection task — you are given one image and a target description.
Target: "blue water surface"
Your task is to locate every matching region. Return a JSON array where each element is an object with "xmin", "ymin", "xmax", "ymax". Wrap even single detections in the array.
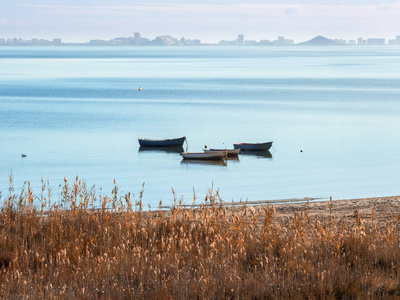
[{"xmin": 0, "ymin": 46, "xmax": 399, "ymax": 207}]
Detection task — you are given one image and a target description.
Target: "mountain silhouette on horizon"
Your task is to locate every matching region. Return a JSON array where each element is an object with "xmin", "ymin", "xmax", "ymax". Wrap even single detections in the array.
[{"xmin": 297, "ymin": 36, "xmax": 341, "ymax": 46}]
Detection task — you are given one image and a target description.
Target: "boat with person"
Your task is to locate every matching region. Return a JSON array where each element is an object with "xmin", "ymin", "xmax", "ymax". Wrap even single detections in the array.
[
  {"xmin": 138, "ymin": 136, "xmax": 186, "ymax": 147},
  {"xmin": 233, "ymin": 141, "xmax": 273, "ymax": 151},
  {"xmin": 181, "ymin": 150, "xmax": 227, "ymax": 160}
]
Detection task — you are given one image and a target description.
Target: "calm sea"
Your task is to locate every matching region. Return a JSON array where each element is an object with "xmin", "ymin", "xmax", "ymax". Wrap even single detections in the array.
[{"xmin": 0, "ymin": 46, "xmax": 399, "ymax": 208}]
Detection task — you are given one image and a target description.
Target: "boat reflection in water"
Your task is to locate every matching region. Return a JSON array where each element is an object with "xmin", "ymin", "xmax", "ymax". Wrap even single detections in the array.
[
  {"xmin": 181, "ymin": 159, "xmax": 227, "ymax": 167},
  {"xmin": 226, "ymin": 156, "xmax": 240, "ymax": 162},
  {"xmin": 138, "ymin": 146, "xmax": 184, "ymax": 154},
  {"xmin": 240, "ymin": 150, "xmax": 272, "ymax": 159}
]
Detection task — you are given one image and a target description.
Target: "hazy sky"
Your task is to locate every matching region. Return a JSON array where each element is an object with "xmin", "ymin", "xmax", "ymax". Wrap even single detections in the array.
[{"xmin": 1, "ymin": 0, "xmax": 400, "ymax": 42}]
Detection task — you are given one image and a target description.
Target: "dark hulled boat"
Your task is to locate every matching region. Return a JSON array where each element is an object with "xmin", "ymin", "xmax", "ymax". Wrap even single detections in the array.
[{"xmin": 138, "ymin": 136, "xmax": 186, "ymax": 147}]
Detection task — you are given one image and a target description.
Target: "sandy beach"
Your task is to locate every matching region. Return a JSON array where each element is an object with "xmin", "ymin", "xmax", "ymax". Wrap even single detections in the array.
[
  {"xmin": 283, "ymin": 197, "xmax": 399, "ymax": 230},
  {"xmin": 161, "ymin": 195, "xmax": 400, "ymax": 229},
  {"xmin": 220, "ymin": 195, "xmax": 400, "ymax": 230}
]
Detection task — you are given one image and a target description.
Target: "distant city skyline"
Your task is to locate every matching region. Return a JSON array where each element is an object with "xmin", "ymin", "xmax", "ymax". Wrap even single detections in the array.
[
  {"xmin": 1, "ymin": 1, "xmax": 400, "ymax": 43},
  {"xmin": 1, "ymin": 33, "xmax": 400, "ymax": 47}
]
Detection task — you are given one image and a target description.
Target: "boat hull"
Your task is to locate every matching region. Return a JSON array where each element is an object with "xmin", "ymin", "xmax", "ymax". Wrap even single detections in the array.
[
  {"xmin": 181, "ymin": 151, "xmax": 227, "ymax": 160},
  {"xmin": 138, "ymin": 136, "xmax": 186, "ymax": 147},
  {"xmin": 233, "ymin": 141, "xmax": 273, "ymax": 151},
  {"xmin": 204, "ymin": 148, "xmax": 241, "ymax": 157}
]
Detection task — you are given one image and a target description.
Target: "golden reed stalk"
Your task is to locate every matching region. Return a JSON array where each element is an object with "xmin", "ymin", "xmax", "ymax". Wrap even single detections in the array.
[{"xmin": 1, "ymin": 175, "xmax": 400, "ymax": 299}]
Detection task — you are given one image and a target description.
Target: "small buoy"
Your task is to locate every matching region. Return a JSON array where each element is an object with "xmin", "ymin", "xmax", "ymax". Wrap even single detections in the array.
[
  {"xmin": 138, "ymin": 87, "xmax": 141, "ymax": 91},
  {"xmin": 21, "ymin": 154, "xmax": 27, "ymax": 157},
  {"xmin": 300, "ymin": 150, "xmax": 303, "ymax": 153}
]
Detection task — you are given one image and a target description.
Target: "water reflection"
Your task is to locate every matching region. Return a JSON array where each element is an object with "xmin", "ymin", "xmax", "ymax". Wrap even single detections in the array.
[
  {"xmin": 240, "ymin": 150, "xmax": 272, "ymax": 159},
  {"xmin": 138, "ymin": 146, "xmax": 184, "ymax": 154},
  {"xmin": 181, "ymin": 159, "xmax": 227, "ymax": 167},
  {"xmin": 226, "ymin": 156, "xmax": 240, "ymax": 162}
]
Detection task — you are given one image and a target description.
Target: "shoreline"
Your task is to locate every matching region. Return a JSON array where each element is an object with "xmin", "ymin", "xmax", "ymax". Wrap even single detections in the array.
[
  {"xmin": 162, "ymin": 195, "xmax": 400, "ymax": 211},
  {"xmin": 241, "ymin": 195, "xmax": 400, "ymax": 230},
  {"xmin": 271, "ymin": 195, "xmax": 400, "ymax": 216},
  {"xmin": 160, "ymin": 195, "xmax": 400, "ymax": 229}
]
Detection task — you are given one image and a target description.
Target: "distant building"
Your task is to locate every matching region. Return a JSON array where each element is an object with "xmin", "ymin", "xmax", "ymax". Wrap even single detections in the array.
[
  {"xmin": 134, "ymin": 32, "xmax": 141, "ymax": 40},
  {"xmin": 237, "ymin": 34, "xmax": 244, "ymax": 46},
  {"xmin": 12, "ymin": 38, "xmax": 25, "ymax": 45},
  {"xmin": 388, "ymin": 36, "xmax": 400, "ymax": 45},
  {"xmin": 273, "ymin": 36, "xmax": 294, "ymax": 45},
  {"xmin": 357, "ymin": 38, "xmax": 366, "ymax": 45},
  {"xmin": 259, "ymin": 39, "xmax": 272, "ymax": 46},
  {"xmin": 244, "ymin": 40, "xmax": 257, "ymax": 46},
  {"xmin": 367, "ymin": 38, "xmax": 385, "ymax": 45},
  {"xmin": 334, "ymin": 39, "xmax": 346, "ymax": 44},
  {"xmin": 348, "ymin": 40, "xmax": 356, "ymax": 45},
  {"xmin": 40, "ymin": 39, "xmax": 50, "ymax": 45},
  {"xmin": 111, "ymin": 37, "xmax": 130, "ymax": 45},
  {"xmin": 180, "ymin": 37, "xmax": 188, "ymax": 45},
  {"xmin": 285, "ymin": 39, "xmax": 294, "ymax": 45},
  {"xmin": 52, "ymin": 38, "xmax": 62, "ymax": 45},
  {"xmin": 390, "ymin": 36, "xmax": 400, "ymax": 45},
  {"xmin": 218, "ymin": 40, "xmax": 236, "ymax": 46},
  {"xmin": 88, "ymin": 39, "xmax": 111, "ymax": 46},
  {"xmin": 178, "ymin": 37, "xmax": 201, "ymax": 46},
  {"xmin": 151, "ymin": 35, "xmax": 179, "ymax": 46}
]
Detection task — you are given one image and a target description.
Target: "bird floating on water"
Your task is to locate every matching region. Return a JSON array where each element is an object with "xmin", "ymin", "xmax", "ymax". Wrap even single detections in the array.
[{"xmin": 21, "ymin": 154, "xmax": 27, "ymax": 157}]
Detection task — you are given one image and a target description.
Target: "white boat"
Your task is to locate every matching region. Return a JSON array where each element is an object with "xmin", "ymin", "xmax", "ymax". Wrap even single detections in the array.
[
  {"xmin": 181, "ymin": 150, "xmax": 227, "ymax": 160},
  {"xmin": 203, "ymin": 148, "xmax": 240, "ymax": 157}
]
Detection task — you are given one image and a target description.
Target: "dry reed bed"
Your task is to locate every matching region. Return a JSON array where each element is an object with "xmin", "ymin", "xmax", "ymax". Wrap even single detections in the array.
[{"xmin": 1, "ymin": 176, "xmax": 400, "ymax": 299}]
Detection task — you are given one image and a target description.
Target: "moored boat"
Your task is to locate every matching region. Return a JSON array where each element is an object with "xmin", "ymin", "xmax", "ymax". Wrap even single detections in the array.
[
  {"xmin": 181, "ymin": 150, "xmax": 227, "ymax": 160},
  {"xmin": 233, "ymin": 141, "xmax": 273, "ymax": 151},
  {"xmin": 138, "ymin": 136, "xmax": 186, "ymax": 147},
  {"xmin": 203, "ymin": 148, "xmax": 241, "ymax": 157}
]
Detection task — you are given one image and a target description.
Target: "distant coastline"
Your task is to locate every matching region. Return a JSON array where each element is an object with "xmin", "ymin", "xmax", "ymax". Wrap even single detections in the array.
[{"xmin": 1, "ymin": 34, "xmax": 400, "ymax": 47}]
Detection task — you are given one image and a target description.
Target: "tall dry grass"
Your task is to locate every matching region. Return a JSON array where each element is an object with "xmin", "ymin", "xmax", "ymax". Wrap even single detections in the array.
[{"xmin": 1, "ymin": 176, "xmax": 400, "ymax": 299}]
